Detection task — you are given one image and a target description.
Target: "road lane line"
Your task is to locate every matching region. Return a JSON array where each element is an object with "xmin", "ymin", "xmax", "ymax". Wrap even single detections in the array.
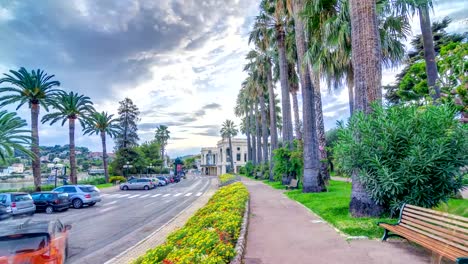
[
  {"xmin": 144, "ymin": 201, "xmax": 159, "ymax": 208},
  {"xmin": 119, "ymin": 194, "xmax": 130, "ymax": 197},
  {"xmin": 140, "ymin": 194, "xmax": 150, "ymax": 198},
  {"xmin": 128, "ymin": 194, "xmax": 140, "ymax": 199},
  {"xmin": 100, "ymin": 194, "xmax": 110, "ymax": 197},
  {"xmin": 151, "ymin": 194, "xmax": 161, "ymax": 197},
  {"xmin": 184, "ymin": 193, "xmax": 192, "ymax": 197},
  {"xmin": 99, "ymin": 206, "xmax": 117, "ymax": 213},
  {"xmin": 162, "ymin": 194, "xmax": 171, "ymax": 197},
  {"xmin": 196, "ymin": 192, "xmax": 203, "ymax": 196},
  {"xmin": 103, "ymin": 201, "xmax": 117, "ymax": 206},
  {"xmin": 174, "ymin": 193, "xmax": 182, "ymax": 197}
]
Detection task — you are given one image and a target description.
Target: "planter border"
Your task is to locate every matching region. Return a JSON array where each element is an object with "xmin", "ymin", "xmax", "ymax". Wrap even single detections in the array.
[{"xmin": 230, "ymin": 199, "xmax": 250, "ymax": 264}]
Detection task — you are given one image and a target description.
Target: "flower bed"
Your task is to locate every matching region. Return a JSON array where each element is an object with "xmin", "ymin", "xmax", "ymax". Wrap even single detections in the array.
[
  {"xmin": 135, "ymin": 182, "xmax": 249, "ymax": 264},
  {"xmin": 218, "ymin": 173, "xmax": 236, "ymax": 185}
]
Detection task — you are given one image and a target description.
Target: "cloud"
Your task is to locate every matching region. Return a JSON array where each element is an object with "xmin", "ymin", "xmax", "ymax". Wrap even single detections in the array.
[
  {"xmin": 192, "ymin": 127, "xmax": 220, "ymax": 137},
  {"xmin": 202, "ymin": 103, "xmax": 222, "ymax": 110}
]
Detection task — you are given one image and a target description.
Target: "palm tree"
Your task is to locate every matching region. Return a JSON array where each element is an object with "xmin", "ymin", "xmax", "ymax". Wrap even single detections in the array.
[
  {"xmin": 235, "ymin": 87, "xmax": 252, "ymax": 162},
  {"xmin": 220, "ymin": 120, "xmax": 238, "ymax": 173},
  {"xmin": 155, "ymin": 125, "xmax": 170, "ymax": 169},
  {"xmin": 0, "ymin": 111, "xmax": 33, "ymax": 162},
  {"xmin": 290, "ymin": 0, "xmax": 326, "ymax": 193},
  {"xmin": 83, "ymin": 112, "xmax": 120, "ymax": 183},
  {"xmin": 0, "ymin": 68, "xmax": 61, "ymax": 191},
  {"xmin": 42, "ymin": 91, "xmax": 94, "ymax": 184},
  {"xmin": 348, "ymin": 0, "xmax": 385, "ymax": 217}
]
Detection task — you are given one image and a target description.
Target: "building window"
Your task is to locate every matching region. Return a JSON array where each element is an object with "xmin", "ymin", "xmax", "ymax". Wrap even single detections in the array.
[
  {"xmin": 244, "ymin": 153, "xmax": 247, "ymax": 162},
  {"xmin": 237, "ymin": 153, "xmax": 241, "ymax": 161},
  {"xmin": 237, "ymin": 147, "xmax": 240, "ymax": 151}
]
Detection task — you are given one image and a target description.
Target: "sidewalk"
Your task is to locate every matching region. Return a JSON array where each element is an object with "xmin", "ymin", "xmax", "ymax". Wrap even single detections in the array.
[{"xmin": 242, "ymin": 177, "xmax": 430, "ymax": 264}]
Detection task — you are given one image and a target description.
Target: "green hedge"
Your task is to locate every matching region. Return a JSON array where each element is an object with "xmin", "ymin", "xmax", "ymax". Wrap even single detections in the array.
[
  {"xmin": 218, "ymin": 173, "xmax": 236, "ymax": 184},
  {"xmin": 135, "ymin": 182, "xmax": 249, "ymax": 264}
]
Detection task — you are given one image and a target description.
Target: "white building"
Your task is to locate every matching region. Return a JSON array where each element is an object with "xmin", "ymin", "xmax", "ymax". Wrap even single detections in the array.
[
  {"xmin": 11, "ymin": 163, "xmax": 25, "ymax": 173},
  {"xmin": 200, "ymin": 138, "xmax": 248, "ymax": 176}
]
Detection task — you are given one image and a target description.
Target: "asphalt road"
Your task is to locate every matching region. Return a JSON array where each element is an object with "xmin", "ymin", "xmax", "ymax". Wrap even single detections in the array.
[{"xmin": 32, "ymin": 175, "xmax": 214, "ymax": 264}]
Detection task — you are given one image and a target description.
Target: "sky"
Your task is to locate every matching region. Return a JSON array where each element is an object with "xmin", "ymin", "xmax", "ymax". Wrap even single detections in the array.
[{"xmin": 0, "ymin": 0, "xmax": 467, "ymax": 157}]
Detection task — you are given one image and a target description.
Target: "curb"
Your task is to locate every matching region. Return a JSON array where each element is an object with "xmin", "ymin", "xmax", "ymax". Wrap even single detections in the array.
[{"xmin": 230, "ymin": 199, "xmax": 250, "ymax": 264}]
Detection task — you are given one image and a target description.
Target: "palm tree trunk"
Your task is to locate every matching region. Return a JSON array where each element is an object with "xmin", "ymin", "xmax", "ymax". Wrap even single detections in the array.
[
  {"xmin": 291, "ymin": 89, "xmax": 302, "ymax": 141},
  {"xmin": 101, "ymin": 131, "xmax": 109, "ymax": 183},
  {"xmin": 276, "ymin": 25, "xmax": 294, "ymax": 146},
  {"xmin": 418, "ymin": 4, "xmax": 440, "ymax": 101},
  {"xmin": 347, "ymin": 71, "xmax": 355, "ymax": 115},
  {"xmin": 259, "ymin": 93, "xmax": 269, "ymax": 166},
  {"xmin": 69, "ymin": 118, "xmax": 77, "ymax": 184},
  {"xmin": 266, "ymin": 60, "xmax": 277, "ymax": 181},
  {"xmin": 292, "ymin": 0, "xmax": 325, "ymax": 193},
  {"xmin": 255, "ymin": 101, "xmax": 262, "ymax": 163},
  {"xmin": 349, "ymin": 0, "xmax": 384, "ymax": 217},
  {"xmin": 250, "ymin": 105, "xmax": 257, "ymax": 165},
  {"xmin": 245, "ymin": 114, "xmax": 252, "ymax": 162},
  {"xmin": 31, "ymin": 103, "xmax": 41, "ymax": 191},
  {"xmin": 311, "ymin": 72, "xmax": 330, "ymax": 183},
  {"xmin": 228, "ymin": 136, "xmax": 234, "ymax": 172}
]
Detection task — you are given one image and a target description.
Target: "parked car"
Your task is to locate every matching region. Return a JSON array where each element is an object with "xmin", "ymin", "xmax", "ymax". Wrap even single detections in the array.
[
  {"xmin": 52, "ymin": 185, "xmax": 102, "ymax": 209},
  {"xmin": 0, "ymin": 193, "xmax": 35, "ymax": 217},
  {"xmin": 31, "ymin": 192, "xmax": 71, "ymax": 214},
  {"xmin": 120, "ymin": 178, "xmax": 155, "ymax": 190},
  {"xmin": 154, "ymin": 177, "xmax": 166, "ymax": 186},
  {"xmin": 158, "ymin": 176, "xmax": 170, "ymax": 184},
  {"xmin": 0, "ymin": 219, "xmax": 71, "ymax": 264},
  {"xmin": 0, "ymin": 204, "xmax": 11, "ymax": 221}
]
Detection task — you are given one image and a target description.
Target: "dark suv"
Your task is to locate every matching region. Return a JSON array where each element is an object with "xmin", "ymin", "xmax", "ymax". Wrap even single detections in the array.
[{"xmin": 31, "ymin": 192, "xmax": 71, "ymax": 214}]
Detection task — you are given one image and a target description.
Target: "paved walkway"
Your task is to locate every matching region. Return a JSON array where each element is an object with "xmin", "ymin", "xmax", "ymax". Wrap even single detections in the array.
[{"xmin": 242, "ymin": 177, "xmax": 431, "ymax": 264}]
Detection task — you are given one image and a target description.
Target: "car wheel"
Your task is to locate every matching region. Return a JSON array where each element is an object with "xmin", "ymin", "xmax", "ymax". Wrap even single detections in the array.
[
  {"xmin": 88, "ymin": 202, "xmax": 96, "ymax": 207},
  {"xmin": 72, "ymin": 199, "xmax": 83, "ymax": 209},
  {"xmin": 122, "ymin": 185, "xmax": 129, "ymax": 190},
  {"xmin": 144, "ymin": 185, "xmax": 149, "ymax": 190},
  {"xmin": 45, "ymin": 206, "xmax": 54, "ymax": 214}
]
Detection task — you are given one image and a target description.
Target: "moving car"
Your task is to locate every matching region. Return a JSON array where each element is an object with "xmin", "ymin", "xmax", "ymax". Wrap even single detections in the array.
[
  {"xmin": 120, "ymin": 178, "xmax": 155, "ymax": 190},
  {"xmin": 0, "ymin": 193, "xmax": 35, "ymax": 217},
  {"xmin": 0, "ymin": 219, "xmax": 71, "ymax": 264},
  {"xmin": 52, "ymin": 185, "xmax": 102, "ymax": 209},
  {"xmin": 31, "ymin": 192, "xmax": 71, "ymax": 214}
]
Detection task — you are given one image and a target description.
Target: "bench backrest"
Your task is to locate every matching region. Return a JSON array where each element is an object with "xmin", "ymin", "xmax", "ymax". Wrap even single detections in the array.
[
  {"xmin": 399, "ymin": 204, "xmax": 468, "ymax": 257},
  {"xmin": 289, "ymin": 179, "xmax": 298, "ymax": 187}
]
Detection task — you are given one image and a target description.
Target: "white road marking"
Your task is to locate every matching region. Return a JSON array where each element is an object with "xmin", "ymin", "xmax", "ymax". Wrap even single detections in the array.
[
  {"xmin": 119, "ymin": 194, "xmax": 130, "ymax": 197},
  {"xmin": 151, "ymin": 194, "xmax": 161, "ymax": 197},
  {"xmin": 128, "ymin": 194, "xmax": 140, "ymax": 199},
  {"xmin": 99, "ymin": 206, "xmax": 117, "ymax": 213},
  {"xmin": 101, "ymin": 194, "xmax": 110, "ymax": 197},
  {"xmin": 144, "ymin": 201, "xmax": 159, "ymax": 208},
  {"xmin": 184, "ymin": 193, "xmax": 192, "ymax": 197},
  {"xmin": 140, "ymin": 194, "xmax": 150, "ymax": 198},
  {"xmin": 162, "ymin": 194, "xmax": 171, "ymax": 197},
  {"xmin": 103, "ymin": 201, "xmax": 117, "ymax": 206},
  {"xmin": 174, "ymin": 193, "xmax": 182, "ymax": 197},
  {"xmin": 196, "ymin": 192, "xmax": 203, "ymax": 196}
]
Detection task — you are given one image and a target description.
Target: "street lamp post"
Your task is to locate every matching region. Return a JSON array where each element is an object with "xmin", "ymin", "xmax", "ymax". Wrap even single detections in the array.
[
  {"xmin": 146, "ymin": 163, "xmax": 154, "ymax": 177},
  {"xmin": 123, "ymin": 161, "xmax": 133, "ymax": 179},
  {"xmin": 53, "ymin": 161, "xmax": 59, "ymax": 188}
]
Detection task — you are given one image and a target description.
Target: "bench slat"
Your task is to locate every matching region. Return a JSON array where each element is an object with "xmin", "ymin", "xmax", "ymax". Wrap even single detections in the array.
[
  {"xmin": 399, "ymin": 223, "xmax": 468, "ymax": 252},
  {"xmin": 402, "ymin": 212, "xmax": 468, "ymax": 236},
  {"xmin": 406, "ymin": 204, "xmax": 468, "ymax": 223},
  {"xmin": 380, "ymin": 224, "xmax": 465, "ymax": 261},
  {"xmin": 404, "ymin": 208, "xmax": 468, "ymax": 229},
  {"xmin": 402, "ymin": 215, "xmax": 468, "ymax": 242}
]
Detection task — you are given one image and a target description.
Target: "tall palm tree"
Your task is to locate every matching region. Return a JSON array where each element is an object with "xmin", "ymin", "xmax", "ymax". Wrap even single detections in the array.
[
  {"xmin": 348, "ymin": 0, "xmax": 385, "ymax": 217},
  {"xmin": 220, "ymin": 120, "xmax": 238, "ymax": 173},
  {"xmin": 0, "ymin": 68, "xmax": 61, "ymax": 191},
  {"xmin": 235, "ymin": 87, "xmax": 252, "ymax": 162},
  {"xmin": 0, "ymin": 111, "xmax": 33, "ymax": 162},
  {"xmin": 83, "ymin": 112, "xmax": 120, "ymax": 183},
  {"xmin": 42, "ymin": 91, "xmax": 94, "ymax": 184},
  {"xmin": 290, "ymin": 0, "xmax": 326, "ymax": 193},
  {"xmin": 155, "ymin": 125, "xmax": 170, "ymax": 169}
]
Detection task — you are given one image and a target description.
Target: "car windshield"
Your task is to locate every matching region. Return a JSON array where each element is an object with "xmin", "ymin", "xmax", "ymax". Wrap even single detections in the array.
[
  {"xmin": 79, "ymin": 186, "xmax": 99, "ymax": 193},
  {"xmin": 0, "ymin": 233, "xmax": 49, "ymax": 256}
]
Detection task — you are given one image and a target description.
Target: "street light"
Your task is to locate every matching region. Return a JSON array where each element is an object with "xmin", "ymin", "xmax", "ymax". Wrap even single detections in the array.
[
  {"xmin": 146, "ymin": 163, "xmax": 154, "ymax": 177},
  {"xmin": 53, "ymin": 161, "xmax": 59, "ymax": 188},
  {"xmin": 123, "ymin": 161, "xmax": 133, "ymax": 179}
]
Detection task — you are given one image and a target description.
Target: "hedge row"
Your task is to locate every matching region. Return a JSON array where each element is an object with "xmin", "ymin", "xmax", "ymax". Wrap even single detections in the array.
[
  {"xmin": 135, "ymin": 182, "xmax": 249, "ymax": 264},
  {"xmin": 218, "ymin": 174, "xmax": 236, "ymax": 184}
]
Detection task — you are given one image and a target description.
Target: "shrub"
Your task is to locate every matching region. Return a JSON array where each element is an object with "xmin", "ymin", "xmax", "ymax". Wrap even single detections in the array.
[
  {"xmin": 238, "ymin": 166, "xmax": 246, "ymax": 175},
  {"xmin": 334, "ymin": 104, "xmax": 467, "ymax": 214},
  {"xmin": 79, "ymin": 177, "xmax": 106, "ymax": 185},
  {"xmin": 135, "ymin": 182, "xmax": 248, "ymax": 264},
  {"xmin": 272, "ymin": 140, "xmax": 303, "ymax": 182},
  {"xmin": 219, "ymin": 174, "xmax": 236, "ymax": 184},
  {"xmin": 244, "ymin": 161, "xmax": 254, "ymax": 177},
  {"xmin": 109, "ymin": 176, "xmax": 126, "ymax": 184}
]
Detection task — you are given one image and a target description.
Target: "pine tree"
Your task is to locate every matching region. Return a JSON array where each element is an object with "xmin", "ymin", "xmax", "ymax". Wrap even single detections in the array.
[{"xmin": 114, "ymin": 98, "xmax": 140, "ymax": 150}]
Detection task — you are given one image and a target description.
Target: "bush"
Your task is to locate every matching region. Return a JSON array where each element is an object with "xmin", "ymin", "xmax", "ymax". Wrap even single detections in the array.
[
  {"xmin": 334, "ymin": 104, "xmax": 467, "ymax": 214},
  {"xmin": 109, "ymin": 176, "xmax": 126, "ymax": 184},
  {"xmin": 272, "ymin": 140, "xmax": 303, "ymax": 182},
  {"xmin": 238, "ymin": 166, "xmax": 246, "ymax": 175},
  {"xmin": 244, "ymin": 161, "xmax": 254, "ymax": 177},
  {"xmin": 219, "ymin": 174, "xmax": 236, "ymax": 184},
  {"xmin": 79, "ymin": 177, "xmax": 106, "ymax": 185},
  {"xmin": 135, "ymin": 182, "xmax": 249, "ymax": 264}
]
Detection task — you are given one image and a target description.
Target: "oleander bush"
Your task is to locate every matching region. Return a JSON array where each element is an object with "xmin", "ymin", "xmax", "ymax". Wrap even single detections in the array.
[
  {"xmin": 135, "ymin": 182, "xmax": 249, "ymax": 264},
  {"xmin": 219, "ymin": 173, "xmax": 236, "ymax": 184}
]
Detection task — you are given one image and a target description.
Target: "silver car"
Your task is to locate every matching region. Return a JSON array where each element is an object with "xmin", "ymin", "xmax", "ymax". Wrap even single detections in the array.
[
  {"xmin": 53, "ymin": 185, "xmax": 102, "ymax": 209},
  {"xmin": 0, "ymin": 192, "xmax": 36, "ymax": 217},
  {"xmin": 120, "ymin": 178, "xmax": 155, "ymax": 190}
]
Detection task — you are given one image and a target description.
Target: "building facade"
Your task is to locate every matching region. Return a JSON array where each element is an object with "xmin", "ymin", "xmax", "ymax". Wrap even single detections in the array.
[{"xmin": 200, "ymin": 138, "xmax": 248, "ymax": 176}]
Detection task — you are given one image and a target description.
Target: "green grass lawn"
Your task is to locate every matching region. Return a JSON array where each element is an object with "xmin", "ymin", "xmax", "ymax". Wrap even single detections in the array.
[
  {"xmin": 435, "ymin": 198, "xmax": 468, "ymax": 217},
  {"xmin": 96, "ymin": 183, "xmax": 114, "ymax": 189}
]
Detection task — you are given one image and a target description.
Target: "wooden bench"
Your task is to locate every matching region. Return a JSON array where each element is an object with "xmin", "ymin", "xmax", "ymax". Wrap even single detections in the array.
[
  {"xmin": 285, "ymin": 179, "xmax": 299, "ymax": 190},
  {"xmin": 378, "ymin": 204, "xmax": 468, "ymax": 264}
]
